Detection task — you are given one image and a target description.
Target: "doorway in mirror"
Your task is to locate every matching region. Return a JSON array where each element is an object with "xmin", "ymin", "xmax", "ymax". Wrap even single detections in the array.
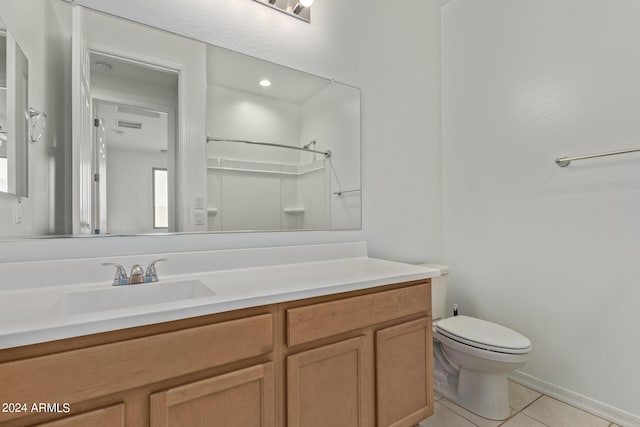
[{"xmin": 89, "ymin": 54, "xmax": 178, "ymax": 235}]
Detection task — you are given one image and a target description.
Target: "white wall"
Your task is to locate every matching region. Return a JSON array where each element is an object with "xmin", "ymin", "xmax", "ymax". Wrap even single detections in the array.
[
  {"xmin": 46, "ymin": 0, "xmax": 73, "ymax": 236},
  {"xmin": 106, "ymin": 148, "xmax": 167, "ymax": 234},
  {"xmin": 0, "ymin": 0, "xmax": 442, "ymax": 267},
  {"xmin": 443, "ymin": 0, "xmax": 640, "ymax": 419},
  {"xmin": 91, "ymin": 74, "xmax": 177, "ymax": 113}
]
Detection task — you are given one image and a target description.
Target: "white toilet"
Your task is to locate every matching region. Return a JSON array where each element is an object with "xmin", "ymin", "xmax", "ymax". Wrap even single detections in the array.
[{"xmin": 425, "ymin": 265, "xmax": 531, "ymax": 421}]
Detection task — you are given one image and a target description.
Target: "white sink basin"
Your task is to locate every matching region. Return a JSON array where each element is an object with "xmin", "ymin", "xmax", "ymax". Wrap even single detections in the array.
[{"xmin": 45, "ymin": 280, "xmax": 215, "ymax": 317}]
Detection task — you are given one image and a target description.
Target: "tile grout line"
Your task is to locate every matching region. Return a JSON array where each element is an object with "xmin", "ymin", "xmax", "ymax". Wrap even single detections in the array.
[
  {"xmin": 515, "ymin": 394, "xmax": 557, "ymax": 427},
  {"xmin": 519, "ymin": 393, "xmax": 545, "ymax": 413},
  {"xmin": 521, "ymin": 412, "xmax": 553, "ymax": 427}
]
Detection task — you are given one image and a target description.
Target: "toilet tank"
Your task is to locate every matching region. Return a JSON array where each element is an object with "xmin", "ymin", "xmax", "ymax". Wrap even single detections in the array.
[{"xmin": 419, "ymin": 264, "xmax": 449, "ymax": 321}]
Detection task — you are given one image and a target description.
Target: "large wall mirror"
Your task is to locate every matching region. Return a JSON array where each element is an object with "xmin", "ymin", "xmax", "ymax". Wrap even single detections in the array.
[{"xmin": 0, "ymin": 0, "xmax": 361, "ymax": 239}]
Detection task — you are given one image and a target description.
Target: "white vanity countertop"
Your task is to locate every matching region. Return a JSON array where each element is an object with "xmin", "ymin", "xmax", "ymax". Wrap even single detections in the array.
[{"xmin": 0, "ymin": 246, "xmax": 440, "ymax": 349}]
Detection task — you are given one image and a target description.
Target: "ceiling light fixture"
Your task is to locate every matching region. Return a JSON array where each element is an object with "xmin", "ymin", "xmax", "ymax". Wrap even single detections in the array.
[
  {"xmin": 259, "ymin": 79, "xmax": 272, "ymax": 87},
  {"xmin": 292, "ymin": 0, "xmax": 313, "ymax": 15},
  {"xmin": 253, "ymin": 0, "xmax": 313, "ymax": 23}
]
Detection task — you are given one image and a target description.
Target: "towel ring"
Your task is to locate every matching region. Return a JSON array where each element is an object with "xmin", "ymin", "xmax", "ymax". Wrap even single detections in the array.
[{"xmin": 25, "ymin": 107, "xmax": 48, "ymax": 143}]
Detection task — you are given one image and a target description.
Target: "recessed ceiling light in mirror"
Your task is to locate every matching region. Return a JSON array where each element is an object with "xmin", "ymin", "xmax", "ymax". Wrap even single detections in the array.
[
  {"xmin": 253, "ymin": 0, "xmax": 312, "ymax": 23},
  {"xmin": 259, "ymin": 79, "xmax": 272, "ymax": 87}
]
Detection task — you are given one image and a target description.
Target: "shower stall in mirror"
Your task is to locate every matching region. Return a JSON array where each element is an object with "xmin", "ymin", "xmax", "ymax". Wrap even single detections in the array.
[{"xmin": 205, "ymin": 45, "xmax": 361, "ymax": 231}]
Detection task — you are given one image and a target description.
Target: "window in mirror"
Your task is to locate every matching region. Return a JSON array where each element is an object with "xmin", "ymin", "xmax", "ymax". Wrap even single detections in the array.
[
  {"xmin": 153, "ymin": 168, "xmax": 168, "ymax": 229},
  {"xmin": 0, "ymin": 31, "xmax": 6, "ymax": 194},
  {"xmin": 0, "ymin": 157, "xmax": 6, "ymax": 192}
]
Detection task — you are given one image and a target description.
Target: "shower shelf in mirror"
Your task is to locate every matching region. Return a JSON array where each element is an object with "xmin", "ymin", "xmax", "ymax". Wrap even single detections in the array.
[
  {"xmin": 206, "ymin": 158, "xmax": 325, "ymax": 176},
  {"xmin": 283, "ymin": 208, "xmax": 305, "ymax": 215}
]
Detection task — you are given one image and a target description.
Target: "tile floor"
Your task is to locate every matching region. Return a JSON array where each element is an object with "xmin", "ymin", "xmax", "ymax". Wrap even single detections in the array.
[{"xmin": 418, "ymin": 381, "xmax": 621, "ymax": 427}]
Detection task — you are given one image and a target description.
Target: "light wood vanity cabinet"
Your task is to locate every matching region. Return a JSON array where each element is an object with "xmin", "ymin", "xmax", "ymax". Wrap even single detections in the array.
[
  {"xmin": 285, "ymin": 282, "xmax": 433, "ymax": 427},
  {"xmin": 0, "ymin": 279, "xmax": 431, "ymax": 427}
]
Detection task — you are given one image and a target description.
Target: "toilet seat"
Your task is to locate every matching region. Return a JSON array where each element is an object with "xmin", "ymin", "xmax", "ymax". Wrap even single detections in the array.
[{"xmin": 435, "ymin": 316, "xmax": 531, "ymax": 355}]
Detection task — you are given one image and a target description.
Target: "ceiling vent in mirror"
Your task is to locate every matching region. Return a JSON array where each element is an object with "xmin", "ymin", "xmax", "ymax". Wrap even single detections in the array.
[
  {"xmin": 117, "ymin": 120, "xmax": 143, "ymax": 130},
  {"xmin": 253, "ymin": 0, "xmax": 312, "ymax": 23}
]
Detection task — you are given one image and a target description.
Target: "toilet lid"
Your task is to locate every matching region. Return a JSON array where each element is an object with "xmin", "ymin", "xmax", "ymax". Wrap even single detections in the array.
[{"xmin": 435, "ymin": 315, "xmax": 531, "ymax": 354}]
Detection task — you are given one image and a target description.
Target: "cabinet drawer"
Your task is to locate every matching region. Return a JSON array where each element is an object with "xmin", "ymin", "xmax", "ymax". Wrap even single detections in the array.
[
  {"xmin": 287, "ymin": 283, "xmax": 430, "ymax": 346},
  {"xmin": 0, "ymin": 314, "xmax": 272, "ymax": 422},
  {"xmin": 35, "ymin": 404, "xmax": 125, "ymax": 427}
]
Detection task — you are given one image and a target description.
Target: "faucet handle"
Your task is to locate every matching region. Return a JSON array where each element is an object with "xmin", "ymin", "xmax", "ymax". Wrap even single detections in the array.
[
  {"xmin": 103, "ymin": 263, "xmax": 129, "ymax": 286},
  {"xmin": 145, "ymin": 258, "xmax": 168, "ymax": 283}
]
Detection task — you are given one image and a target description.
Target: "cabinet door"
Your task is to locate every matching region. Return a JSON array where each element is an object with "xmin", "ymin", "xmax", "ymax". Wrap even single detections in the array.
[
  {"xmin": 150, "ymin": 362, "xmax": 274, "ymax": 427},
  {"xmin": 35, "ymin": 404, "xmax": 125, "ymax": 427},
  {"xmin": 287, "ymin": 335, "xmax": 373, "ymax": 427},
  {"xmin": 376, "ymin": 317, "xmax": 433, "ymax": 427}
]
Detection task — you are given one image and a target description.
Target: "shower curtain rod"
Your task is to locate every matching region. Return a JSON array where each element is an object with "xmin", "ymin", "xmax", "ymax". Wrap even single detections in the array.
[{"xmin": 207, "ymin": 136, "xmax": 331, "ymax": 158}]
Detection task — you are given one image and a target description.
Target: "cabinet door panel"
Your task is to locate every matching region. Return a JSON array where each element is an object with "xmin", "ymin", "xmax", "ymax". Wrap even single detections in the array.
[
  {"xmin": 287, "ymin": 336, "xmax": 373, "ymax": 427},
  {"xmin": 35, "ymin": 404, "xmax": 125, "ymax": 427},
  {"xmin": 376, "ymin": 317, "xmax": 433, "ymax": 427},
  {"xmin": 150, "ymin": 362, "xmax": 274, "ymax": 427}
]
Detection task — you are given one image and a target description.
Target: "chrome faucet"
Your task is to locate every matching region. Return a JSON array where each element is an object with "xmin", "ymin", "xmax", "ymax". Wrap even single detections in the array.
[{"xmin": 103, "ymin": 258, "xmax": 168, "ymax": 286}]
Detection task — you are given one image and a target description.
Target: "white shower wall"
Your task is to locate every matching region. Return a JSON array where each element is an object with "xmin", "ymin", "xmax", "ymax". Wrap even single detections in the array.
[
  {"xmin": 442, "ymin": 0, "xmax": 640, "ymax": 421},
  {"xmin": 206, "ymin": 84, "xmax": 331, "ymax": 231},
  {"xmin": 300, "ymin": 83, "xmax": 361, "ymax": 230},
  {"xmin": 206, "ymin": 85, "xmax": 301, "ymax": 165}
]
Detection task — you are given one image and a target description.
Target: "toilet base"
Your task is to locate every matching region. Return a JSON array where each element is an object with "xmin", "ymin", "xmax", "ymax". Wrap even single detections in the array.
[{"xmin": 457, "ymin": 368, "xmax": 510, "ymax": 420}]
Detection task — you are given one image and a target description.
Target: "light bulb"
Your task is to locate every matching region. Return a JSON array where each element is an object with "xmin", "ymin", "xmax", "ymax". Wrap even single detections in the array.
[{"xmin": 299, "ymin": 0, "xmax": 314, "ymax": 6}]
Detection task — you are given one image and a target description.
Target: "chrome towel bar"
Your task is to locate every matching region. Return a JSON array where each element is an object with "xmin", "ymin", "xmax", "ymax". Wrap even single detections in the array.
[{"xmin": 555, "ymin": 146, "xmax": 640, "ymax": 167}]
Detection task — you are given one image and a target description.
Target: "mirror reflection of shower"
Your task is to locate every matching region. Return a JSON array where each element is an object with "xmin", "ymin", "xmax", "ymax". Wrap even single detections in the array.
[{"xmin": 205, "ymin": 44, "xmax": 360, "ymax": 232}]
